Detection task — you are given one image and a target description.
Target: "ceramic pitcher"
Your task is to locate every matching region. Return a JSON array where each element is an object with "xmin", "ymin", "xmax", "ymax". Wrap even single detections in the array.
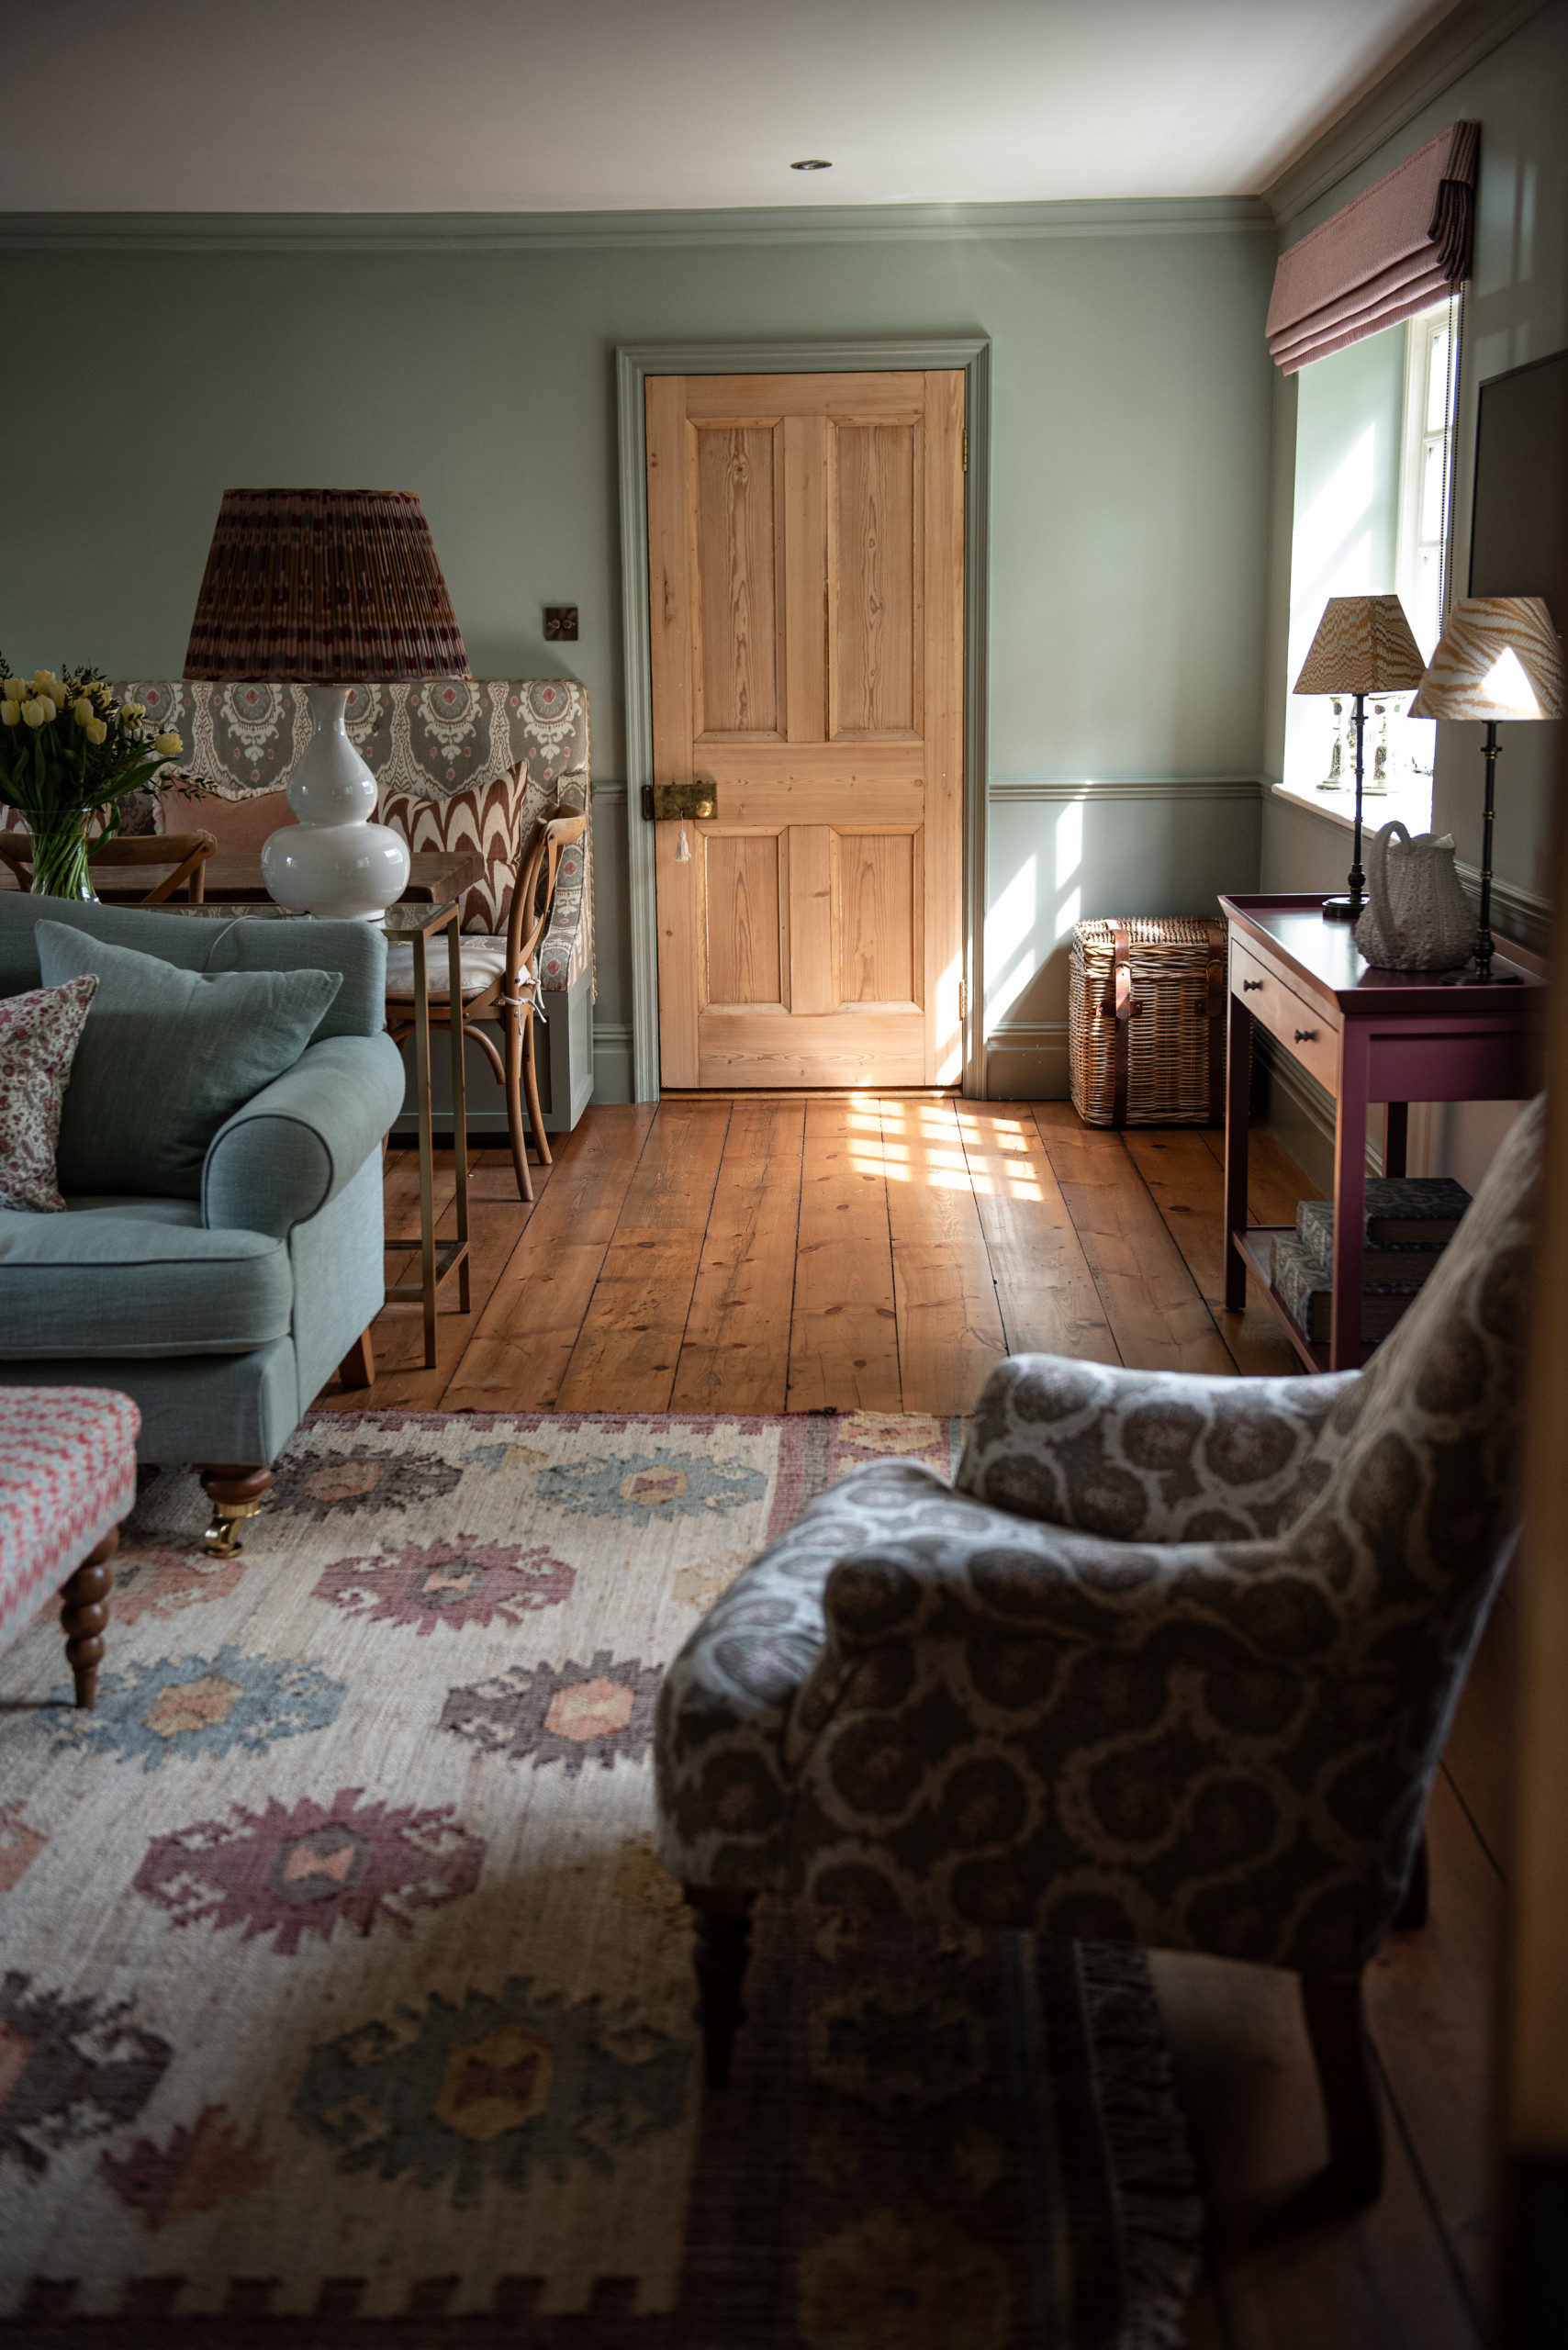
[{"xmin": 1355, "ymin": 821, "xmax": 1475, "ymax": 972}]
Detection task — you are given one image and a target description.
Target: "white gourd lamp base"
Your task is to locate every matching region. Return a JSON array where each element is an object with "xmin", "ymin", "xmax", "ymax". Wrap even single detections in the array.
[{"xmin": 260, "ymin": 684, "xmax": 410, "ymax": 921}]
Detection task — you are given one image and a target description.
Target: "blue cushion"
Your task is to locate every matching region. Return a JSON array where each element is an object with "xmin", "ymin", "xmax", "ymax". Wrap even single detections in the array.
[
  {"xmin": 0, "ymin": 1198, "xmax": 291, "ymax": 1358},
  {"xmin": 36, "ymin": 921, "xmax": 341, "ymax": 1198}
]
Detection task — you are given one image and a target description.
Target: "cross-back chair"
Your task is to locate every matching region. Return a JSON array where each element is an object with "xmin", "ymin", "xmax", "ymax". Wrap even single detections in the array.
[
  {"xmin": 0, "ymin": 830, "xmax": 218, "ymax": 905},
  {"xmin": 383, "ymin": 809, "xmax": 587, "ymax": 1203}
]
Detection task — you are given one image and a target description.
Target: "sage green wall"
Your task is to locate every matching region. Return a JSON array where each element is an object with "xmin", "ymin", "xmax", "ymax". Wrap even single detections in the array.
[{"xmin": 0, "ymin": 212, "xmax": 1278, "ymax": 1093}]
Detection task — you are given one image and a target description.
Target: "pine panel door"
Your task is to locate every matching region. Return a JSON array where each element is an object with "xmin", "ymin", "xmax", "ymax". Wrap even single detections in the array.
[{"xmin": 646, "ymin": 370, "xmax": 964, "ymax": 1089}]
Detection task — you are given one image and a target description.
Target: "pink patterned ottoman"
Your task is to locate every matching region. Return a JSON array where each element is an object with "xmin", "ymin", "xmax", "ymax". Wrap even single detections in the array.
[{"xmin": 0, "ymin": 1387, "xmax": 140, "ymax": 1709}]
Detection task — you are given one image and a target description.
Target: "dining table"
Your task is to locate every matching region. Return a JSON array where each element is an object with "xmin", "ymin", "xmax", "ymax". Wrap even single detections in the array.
[{"xmin": 77, "ymin": 847, "xmax": 485, "ymax": 907}]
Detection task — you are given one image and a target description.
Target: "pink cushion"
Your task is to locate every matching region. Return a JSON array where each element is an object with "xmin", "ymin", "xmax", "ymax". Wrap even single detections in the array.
[
  {"xmin": 0, "ymin": 1387, "xmax": 140, "ymax": 1652},
  {"xmin": 162, "ymin": 787, "xmax": 296, "ymax": 858},
  {"xmin": 0, "ymin": 977, "xmax": 100, "ymax": 1213}
]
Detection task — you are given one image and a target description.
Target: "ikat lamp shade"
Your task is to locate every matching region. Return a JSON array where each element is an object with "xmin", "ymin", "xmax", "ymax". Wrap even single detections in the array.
[
  {"xmin": 183, "ymin": 487, "xmax": 469, "ymax": 682},
  {"xmin": 1407, "ymin": 596, "xmax": 1564, "ymax": 721},
  {"xmin": 1293, "ymin": 594, "xmax": 1427, "ymax": 697},
  {"xmin": 1407, "ymin": 596, "xmax": 1563, "ymax": 981},
  {"xmin": 1293, "ymin": 594, "xmax": 1427, "ymax": 921},
  {"xmin": 181, "ymin": 488, "xmax": 470, "ymax": 918}
]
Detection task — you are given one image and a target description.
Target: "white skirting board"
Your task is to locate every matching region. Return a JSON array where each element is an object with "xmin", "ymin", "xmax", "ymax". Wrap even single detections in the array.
[{"xmin": 388, "ymin": 966, "xmax": 595, "ymax": 1143}]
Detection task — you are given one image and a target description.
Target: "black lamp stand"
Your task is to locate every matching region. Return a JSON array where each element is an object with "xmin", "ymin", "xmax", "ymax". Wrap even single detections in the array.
[
  {"xmin": 1447, "ymin": 720, "xmax": 1524, "ymax": 985},
  {"xmin": 1321, "ymin": 691, "xmax": 1367, "ymax": 922}
]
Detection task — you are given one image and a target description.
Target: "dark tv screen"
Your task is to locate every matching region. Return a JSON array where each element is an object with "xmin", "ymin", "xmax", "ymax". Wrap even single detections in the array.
[{"xmin": 1468, "ymin": 346, "xmax": 1568, "ymax": 623}]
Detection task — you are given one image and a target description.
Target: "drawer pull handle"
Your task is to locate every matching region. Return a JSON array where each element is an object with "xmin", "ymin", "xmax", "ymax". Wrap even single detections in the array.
[
  {"xmin": 1242, "ymin": 979, "xmax": 1263, "ymax": 992},
  {"xmin": 1294, "ymin": 1027, "xmax": 1317, "ymax": 1043}
]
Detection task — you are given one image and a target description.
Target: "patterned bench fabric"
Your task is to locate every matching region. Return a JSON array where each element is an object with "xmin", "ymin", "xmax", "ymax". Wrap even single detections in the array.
[
  {"xmin": 657, "ymin": 1098, "xmax": 1541, "ymax": 1981},
  {"xmin": 0, "ymin": 1386, "xmax": 140, "ymax": 1651},
  {"xmin": 110, "ymin": 680, "xmax": 594, "ymax": 996}
]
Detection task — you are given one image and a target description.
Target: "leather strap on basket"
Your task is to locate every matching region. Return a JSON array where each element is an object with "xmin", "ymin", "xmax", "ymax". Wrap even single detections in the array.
[
  {"xmin": 1204, "ymin": 919, "xmax": 1226, "ymax": 1125},
  {"xmin": 1110, "ymin": 922, "xmax": 1134, "ymax": 1128}
]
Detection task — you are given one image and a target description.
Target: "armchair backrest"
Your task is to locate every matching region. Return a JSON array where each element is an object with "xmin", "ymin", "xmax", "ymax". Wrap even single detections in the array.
[
  {"xmin": 0, "ymin": 893, "xmax": 388, "ymax": 1041},
  {"xmin": 1278, "ymin": 1094, "xmax": 1541, "ymax": 1930}
]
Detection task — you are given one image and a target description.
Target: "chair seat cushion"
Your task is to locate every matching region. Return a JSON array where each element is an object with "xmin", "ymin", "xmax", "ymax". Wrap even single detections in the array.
[
  {"xmin": 0, "ymin": 1198, "xmax": 291, "ymax": 1358},
  {"xmin": 0, "ymin": 1385, "xmax": 140, "ymax": 1650},
  {"xmin": 384, "ymin": 938, "xmax": 532, "ymax": 1002}
]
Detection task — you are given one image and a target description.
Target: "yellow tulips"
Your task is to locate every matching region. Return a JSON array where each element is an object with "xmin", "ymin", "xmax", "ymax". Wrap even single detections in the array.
[
  {"xmin": 73, "ymin": 696, "xmax": 95, "ymax": 726},
  {"xmin": 152, "ymin": 731, "xmax": 183, "ymax": 755},
  {"xmin": 84, "ymin": 719, "xmax": 108, "ymax": 745},
  {"xmin": 0, "ymin": 699, "xmax": 18, "ymax": 726},
  {"xmin": 21, "ymin": 698, "xmax": 50, "ymax": 727}
]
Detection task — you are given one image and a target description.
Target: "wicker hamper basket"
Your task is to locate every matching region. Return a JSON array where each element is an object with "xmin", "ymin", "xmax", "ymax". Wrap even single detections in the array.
[{"xmin": 1069, "ymin": 917, "xmax": 1227, "ymax": 1126}]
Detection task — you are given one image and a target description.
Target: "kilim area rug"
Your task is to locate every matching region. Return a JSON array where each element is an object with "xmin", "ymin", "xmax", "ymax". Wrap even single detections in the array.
[{"xmin": 0, "ymin": 1408, "xmax": 1203, "ymax": 2349}]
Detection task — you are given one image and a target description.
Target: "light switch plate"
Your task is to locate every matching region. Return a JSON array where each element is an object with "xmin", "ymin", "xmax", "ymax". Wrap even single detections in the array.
[{"xmin": 544, "ymin": 606, "xmax": 578, "ymax": 642}]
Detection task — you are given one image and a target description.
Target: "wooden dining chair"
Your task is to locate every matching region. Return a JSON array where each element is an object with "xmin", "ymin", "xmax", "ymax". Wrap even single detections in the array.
[
  {"xmin": 0, "ymin": 830, "xmax": 218, "ymax": 904},
  {"xmin": 383, "ymin": 809, "xmax": 588, "ymax": 1203}
]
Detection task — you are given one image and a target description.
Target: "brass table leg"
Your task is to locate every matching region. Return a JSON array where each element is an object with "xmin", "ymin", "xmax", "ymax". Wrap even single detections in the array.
[
  {"xmin": 449, "ymin": 917, "xmax": 471, "ymax": 1315},
  {"xmin": 413, "ymin": 927, "xmax": 438, "ymax": 1369}
]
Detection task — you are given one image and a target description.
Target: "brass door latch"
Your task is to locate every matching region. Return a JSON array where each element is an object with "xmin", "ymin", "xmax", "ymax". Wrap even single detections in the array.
[{"xmin": 641, "ymin": 782, "xmax": 719, "ymax": 822}]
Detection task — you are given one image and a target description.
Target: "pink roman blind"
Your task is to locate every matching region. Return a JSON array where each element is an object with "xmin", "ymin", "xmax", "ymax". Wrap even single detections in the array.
[{"xmin": 1267, "ymin": 121, "xmax": 1479, "ymax": 375}]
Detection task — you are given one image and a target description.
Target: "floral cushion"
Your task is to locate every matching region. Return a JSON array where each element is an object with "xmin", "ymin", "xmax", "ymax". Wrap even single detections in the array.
[
  {"xmin": 0, "ymin": 976, "xmax": 99, "ymax": 1213},
  {"xmin": 657, "ymin": 1098, "xmax": 1542, "ymax": 1981}
]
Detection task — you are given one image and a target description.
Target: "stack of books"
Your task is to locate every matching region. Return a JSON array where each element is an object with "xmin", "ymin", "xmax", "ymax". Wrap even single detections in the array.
[{"xmin": 1271, "ymin": 1176, "xmax": 1473, "ymax": 1347}]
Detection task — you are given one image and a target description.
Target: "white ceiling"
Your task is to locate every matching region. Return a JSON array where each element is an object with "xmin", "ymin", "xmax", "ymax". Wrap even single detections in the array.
[{"xmin": 2, "ymin": 0, "xmax": 1461, "ymax": 213}]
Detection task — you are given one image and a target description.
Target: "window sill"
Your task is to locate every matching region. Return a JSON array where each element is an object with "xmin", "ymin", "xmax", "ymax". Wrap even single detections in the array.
[{"xmin": 1270, "ymin": 779, "xmax": 1436, "ymax": 837}]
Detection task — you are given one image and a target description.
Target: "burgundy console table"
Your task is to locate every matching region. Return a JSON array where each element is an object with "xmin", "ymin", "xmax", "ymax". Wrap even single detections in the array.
[{"xmin": 1219, "ymin": 893, "xmax": 1546, "ymax": 1372}]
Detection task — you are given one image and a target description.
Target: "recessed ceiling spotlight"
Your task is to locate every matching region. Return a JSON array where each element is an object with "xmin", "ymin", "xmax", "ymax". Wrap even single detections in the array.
[{"xmin": 790, "ymin": 159, "xmax": 832, "ymax": 171}]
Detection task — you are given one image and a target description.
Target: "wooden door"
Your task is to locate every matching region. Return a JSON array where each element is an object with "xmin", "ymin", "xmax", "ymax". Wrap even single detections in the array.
[{"xmin": 646, "ymin": 370, "xmax": 964, "ymax": 1089}]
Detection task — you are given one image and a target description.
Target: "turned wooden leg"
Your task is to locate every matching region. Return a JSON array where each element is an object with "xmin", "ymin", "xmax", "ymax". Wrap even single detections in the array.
[
  {"xmin": 1301, "ymin": 1973, "xmax": 1384, "ymax": 2205},
  {"xmin": 196, "ymin": 1465, "xmax": 273, "ymax": 1560},
  {"xmin": 1394, "ymin": 1830, "xmax": 1430, "ymax": 1930},
  {"xmin": 338, "ymin": 1328, "xmax": 376, "ymax": 1389},
  {"xmin": 501, "ymin": 1006, "xmax": 534, "ymax": 1204},
  {"xmin": 60, "ymin": 1528, "xmax": 118, "ymax": 1710},
  {"xmin": 522, "ymin": 1013, "xmax": 553, "ymax": 1171},
  {"xmin": 687, "ymin": 1886, "xmax": 756, "ymax": 2089}
]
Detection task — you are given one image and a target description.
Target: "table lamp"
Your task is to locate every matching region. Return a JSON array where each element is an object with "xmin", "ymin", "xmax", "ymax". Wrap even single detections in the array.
[
  {"xmin": 1409, "ymin": 596, "xmax": 1564, "ymax": 982},
  {"xmin": 1293, "ymin": 594, "xmax": 1427, "ymax": 921},
  {"xmin": 184, "ymin": 488, "xmax": 469, "ymax": 919}
]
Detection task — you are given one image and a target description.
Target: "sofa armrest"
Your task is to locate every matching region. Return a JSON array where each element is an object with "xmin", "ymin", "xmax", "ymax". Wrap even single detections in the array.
[
  {"xmin": 956, "ymin": 1352, "xmax": 1361, "ymax": 1543},
  {"xmin": 202, "ymin": 1033, "xmax": 404, "ymax": 1238}
]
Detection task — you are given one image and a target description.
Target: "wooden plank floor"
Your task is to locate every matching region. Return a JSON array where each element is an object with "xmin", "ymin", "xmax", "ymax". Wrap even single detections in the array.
[{"xmin": 319, "ymin": 1094, "xmax": 1503, "ymax": 2349}]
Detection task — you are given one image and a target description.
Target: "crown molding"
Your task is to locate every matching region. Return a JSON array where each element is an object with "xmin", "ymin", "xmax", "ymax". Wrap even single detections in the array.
[
  {"xmin": 0, "ymin": 194, "xmax": 1273, "ymax": 254},
  {"xmin": 1264, "ymin": 0, "xmax": 1559, "ymax": 229}
]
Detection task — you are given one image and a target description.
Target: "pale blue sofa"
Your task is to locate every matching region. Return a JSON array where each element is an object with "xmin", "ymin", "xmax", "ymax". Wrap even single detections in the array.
[{"xmin": 0, "ymin": 895, "xmax": 402, "ymax": 1547}]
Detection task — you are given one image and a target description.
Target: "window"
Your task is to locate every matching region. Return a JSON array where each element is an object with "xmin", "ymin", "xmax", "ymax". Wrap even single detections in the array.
[
  {"xmin": 1281, "ymin": 298, "xmax": 1459, "ymax": 824},
  {"xmin": 1397, "ymin": 303, "xmax": 1461, "ymax": 657}
]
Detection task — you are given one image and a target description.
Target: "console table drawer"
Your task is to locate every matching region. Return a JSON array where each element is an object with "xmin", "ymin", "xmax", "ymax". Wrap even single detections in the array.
[{"xmin": 1231, "ymin": 939, "xmax": 1341, "ymax": 1096}]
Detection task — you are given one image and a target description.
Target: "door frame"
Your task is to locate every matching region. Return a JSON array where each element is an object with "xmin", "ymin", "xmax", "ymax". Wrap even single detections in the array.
[{"xmin": 616, "ymin": 337, "xmax": 991, "ymax": 1102}]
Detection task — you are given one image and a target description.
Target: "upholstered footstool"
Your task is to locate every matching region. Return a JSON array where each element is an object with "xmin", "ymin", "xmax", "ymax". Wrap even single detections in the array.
[{"xmin": 0, "ymin": 1387, "xmax": 140, "ymax": 1708}]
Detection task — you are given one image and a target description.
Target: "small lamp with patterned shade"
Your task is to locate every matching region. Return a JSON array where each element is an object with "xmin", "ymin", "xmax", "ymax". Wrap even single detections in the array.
[
  {"xmin": 1293, "ymin": 594, "xmax": 1427, "ymax": 921},
  {"xmin": 1408, "ymin": 596, "xmax": 1564, "ymax": 982},
  {"xmin": 184, "ymin": 488, "xmax": 470, "ymax": 919}
]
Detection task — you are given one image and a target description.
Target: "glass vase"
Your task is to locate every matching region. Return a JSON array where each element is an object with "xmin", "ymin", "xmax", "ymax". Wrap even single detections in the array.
[{"xmin": 23, "ymin": 808, "xmax": 97, "ymax": 901}]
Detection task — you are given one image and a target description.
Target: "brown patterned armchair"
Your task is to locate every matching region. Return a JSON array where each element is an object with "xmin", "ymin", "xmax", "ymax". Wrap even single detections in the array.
[{"xmin": 655, "ymin": 1098, "xmax": 1542, "ymax": 2204}]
